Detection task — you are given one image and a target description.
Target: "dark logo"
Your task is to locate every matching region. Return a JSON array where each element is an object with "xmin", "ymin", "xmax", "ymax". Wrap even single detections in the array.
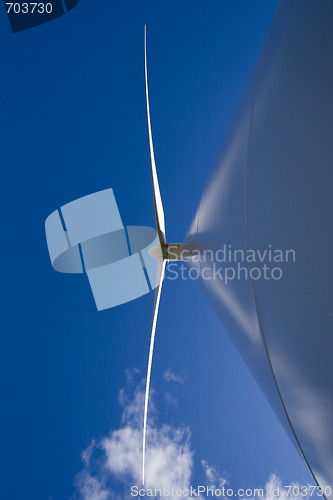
[{"xmin": 3, "ymin": 0, "xmax": 80, "ymax": 33}]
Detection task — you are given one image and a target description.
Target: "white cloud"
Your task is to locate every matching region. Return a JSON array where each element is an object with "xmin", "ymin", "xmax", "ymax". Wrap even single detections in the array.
[
  {"xmin": 74, "ymin": 441, "xmax": 110, "ymax": 500},
  {"xmin": 73, "ymin": 377, "xmax": 195, "ymax": 499},
  {"xmin": 163, "ymin": 369, "xmax": 185, "ymax": 384},
  {"xmin": 164, "ymin": 391, "xmax": 179, "ymax": 408},
  {"xmin": 201, "ymin": 459, "xmax": 227, "ymax": 489},
  {"xmin": 75, "ymin": 472, "xmax": 109, "ymax": 500},
  {"xmin": 102, "ymin": 424, "xmax": 193, "ymax": 492}
]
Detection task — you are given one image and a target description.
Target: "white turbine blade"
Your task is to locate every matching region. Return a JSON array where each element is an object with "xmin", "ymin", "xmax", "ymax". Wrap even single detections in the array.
[
  {"xmin": 144, "ymin": 26, "xmax": 166, "ymax": 246},
  {"xmin": 142, "ymin": 258, "xmax": 166, "ymax": 485}
]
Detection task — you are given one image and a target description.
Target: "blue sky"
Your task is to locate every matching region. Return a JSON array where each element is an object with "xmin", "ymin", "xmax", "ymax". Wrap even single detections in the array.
[{"xmin": 0, "ymin": 1, "xmax": 315, "ymax": 499}]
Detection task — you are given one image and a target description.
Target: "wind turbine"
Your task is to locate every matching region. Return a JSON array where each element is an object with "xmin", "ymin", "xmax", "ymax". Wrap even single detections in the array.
[{"xmin": 46, "ymin": 5, "xmax": 333, "ymax": 493}]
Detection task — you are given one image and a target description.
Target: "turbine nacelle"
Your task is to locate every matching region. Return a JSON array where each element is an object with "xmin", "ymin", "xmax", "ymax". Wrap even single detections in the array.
[{"xmin": 149, "ymin": 242, "xmax": 182, "ymax": 261}]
